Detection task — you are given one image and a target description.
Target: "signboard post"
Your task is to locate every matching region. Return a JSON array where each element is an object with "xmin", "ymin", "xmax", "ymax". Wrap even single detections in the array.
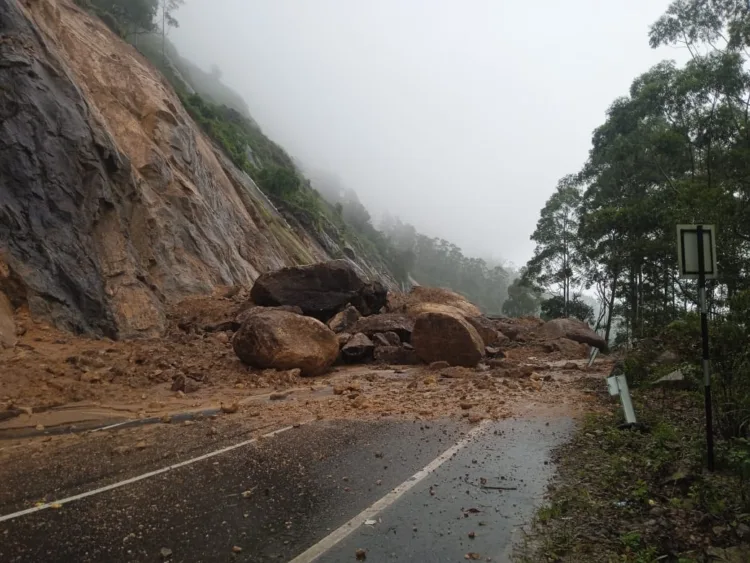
[{"xmin": 677, "ymin": 224, "xmax": 717, "ymax": 471}]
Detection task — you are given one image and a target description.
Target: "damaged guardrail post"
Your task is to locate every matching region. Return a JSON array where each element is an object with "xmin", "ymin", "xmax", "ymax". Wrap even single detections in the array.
[{"xmin": 607, "ymin": 372, "xmax": 637, "ymax": 425}]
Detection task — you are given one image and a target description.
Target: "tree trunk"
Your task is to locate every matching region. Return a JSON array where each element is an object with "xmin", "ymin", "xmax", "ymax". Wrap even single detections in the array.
[{"xmin": 604, "ymin": 275, "xmax": 618, "ymax": 345}]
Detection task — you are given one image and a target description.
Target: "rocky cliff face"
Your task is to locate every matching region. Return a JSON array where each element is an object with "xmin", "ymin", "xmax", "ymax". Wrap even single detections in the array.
[{"xmin": 0, "ymin": 0, "xmax": 385, "ymax": 339}]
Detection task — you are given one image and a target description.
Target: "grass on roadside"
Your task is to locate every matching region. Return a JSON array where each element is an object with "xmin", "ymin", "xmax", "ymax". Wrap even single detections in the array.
[{"xmin": 516, "ymin": 380, "xmax": 750, "ymax": 563}]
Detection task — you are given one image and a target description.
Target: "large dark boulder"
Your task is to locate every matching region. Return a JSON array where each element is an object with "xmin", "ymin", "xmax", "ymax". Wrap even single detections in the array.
[
  {"xmin": 349, "ymin": 314, "xmax": 414, "ymax": 343},
  {"xmin": 232, "ymin": 309, "xmax": 339, "ymax": 376},
  {"xmin": 351, "ymin": 280, "xmax": 388, "ymax": 316},
  {"xmin": 250, "ymin": 260, "xmax": 377, "ymax": 321}
]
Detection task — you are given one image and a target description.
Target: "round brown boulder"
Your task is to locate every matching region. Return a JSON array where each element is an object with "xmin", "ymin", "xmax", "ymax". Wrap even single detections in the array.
[
  {"xmin": 232, "ymin": 309, "xmax": 339, "ymax": 376},
  {"xmin": 411, "ymin": 311, "xmax": 485, "ymax": 367}
]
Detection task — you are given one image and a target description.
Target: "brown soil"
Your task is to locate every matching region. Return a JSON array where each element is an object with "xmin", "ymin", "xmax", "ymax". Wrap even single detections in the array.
[{"xmin": 1, "ymin": 294, "xmax": 612, "ymax": 448}]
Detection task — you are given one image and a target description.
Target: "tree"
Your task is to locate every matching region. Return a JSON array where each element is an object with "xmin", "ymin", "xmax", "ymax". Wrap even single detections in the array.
[
  {"xmin": 540, "ymin": 295, "xmax": 594, "ymax": 324},
  {"xmin": 502, "ymin": 278, "xmax": 541, "ymax": 318},
  {"xmin": 89, "ymin": 0, "xmax": 158, "ymax": 40},
  {"xmin": 159, "ymin": 0, "xmax": 185, "ymax": 62},
  {"xmin": 524, "ymin": 175, "xmax": 583, "ymax": 316}
]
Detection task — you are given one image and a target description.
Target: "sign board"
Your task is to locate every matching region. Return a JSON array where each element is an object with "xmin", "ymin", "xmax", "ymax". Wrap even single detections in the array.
[{"xmin": 677, "ymin": 224, "xmax": 717, "ymax": 279}]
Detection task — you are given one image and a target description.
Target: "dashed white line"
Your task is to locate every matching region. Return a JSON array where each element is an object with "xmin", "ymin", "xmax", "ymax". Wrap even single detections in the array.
[
  {"xmin": 288, "ymin": 420, "xmax": 491, "ymax": 563},
  {"xmin": 0, "ymin": 423, "xmax": 303, "ymax": 523}
]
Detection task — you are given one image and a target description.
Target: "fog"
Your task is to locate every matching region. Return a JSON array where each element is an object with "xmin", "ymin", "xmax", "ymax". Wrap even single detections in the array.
[{"xmin": 172, "ymin": 0, "xmax": 688, "ymax": 267}]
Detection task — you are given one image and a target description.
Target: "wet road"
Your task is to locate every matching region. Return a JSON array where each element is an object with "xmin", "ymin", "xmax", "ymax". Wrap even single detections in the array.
[{"xmin": 0, "ymin": 417, "xmax": 572, "ymax": 562}]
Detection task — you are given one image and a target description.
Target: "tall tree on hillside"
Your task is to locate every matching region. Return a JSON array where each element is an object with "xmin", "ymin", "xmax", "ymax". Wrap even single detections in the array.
[
  {"xmin": 524, "ymin": 175, "xmax": 583, "ymax": 317},
  {"xmin": 159, "ymin": 0, "xmax": 185, "ymax": 62}
]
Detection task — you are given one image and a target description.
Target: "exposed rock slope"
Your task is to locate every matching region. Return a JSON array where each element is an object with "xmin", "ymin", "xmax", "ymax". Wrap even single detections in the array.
[{"xmin": 0, "ymin": 0, "xmax": 384, "ymax": 338}]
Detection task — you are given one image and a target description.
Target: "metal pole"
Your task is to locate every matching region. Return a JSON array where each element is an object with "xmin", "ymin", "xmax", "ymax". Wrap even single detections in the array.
[{"xmin": 697, "ymin": 225, "xmax": 714, "ymax": 471}]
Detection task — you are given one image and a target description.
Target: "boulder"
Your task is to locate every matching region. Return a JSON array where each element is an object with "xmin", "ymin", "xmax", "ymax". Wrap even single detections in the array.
[
  {"xmin": 232, "ymin": 309, "xmax": 339, "ymax": 376},
  {"xmin": 337, "ymin": 333, "xmax": 352, "ymax": 348},
  {"xmin": 236, "ymin": 305, "xmax": 303, "ymax": 325},
  {"xmin": 465, "ymin": 316, "xmax": 503, "ymax": 347},
  {"xmin": 404, "ymin": 286, "xmax": 482, "ymax": 318},
  {"xmin": 250, "ymin": 260, "xmax": 367, "ymax": 321},
  {"xmin": 494, "ymin": 321, "xmax": 520, "ymax": 341},
  {"xmin": 349, "ymin": 314, "xmax": 414, "ymax": 343},
  {"xmin": 0, "ymin": 291, "xmax": 16, "ymax": 349},
  {"xmin": 546, "ymin": 337, "xmax": 588, "ymax": 358},
  {"xmin": 341, "ymin": 332, "xmax": 375, "ymax": 363},
  {"xmin": 327, "ymin": 305, "xmax": 361, "ymax": 333},
  {"xmin": 540, "ymin": 318, "xmax": 607, "ymax": 350},
  {"xmin": 351, "ymin": 280, "xmax": 388, "ymax": 317},
  {"xmin": 652, "ymin": 369, "xmax": 691, "ymax": 390},
  {"xmin": 382, "ymin": 331, "xmax": 401, "ymax": 346},
  {"xmin": 372, "ymin": 333, "xmax": 391, "ymax": 347},
  {"xmin": 373, "ymin": 346, "xmax": 421, "ymax": 365},
  {"xmin": 654, "ymin": 349, "xmax": 680, "ymax": 365},
  {"xmin": 411, "ymin": 311, "xmax": 485, "ymax": 367}
]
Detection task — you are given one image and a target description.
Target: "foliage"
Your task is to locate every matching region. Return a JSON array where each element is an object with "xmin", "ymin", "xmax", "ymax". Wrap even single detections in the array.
[
  {"xmin": 525, "ymin": 175, "xmax": 584, "ymax": 316},
  {"xmin": 76, "ymin": 0, "xmax": 158, "ymax": 38},
  {"xmin": 525, "ymin": 0, "xmax": 750, "ymax": 347},
  {"xmin": 540, "ymin": 295, "xmax": 593, "ymax": 323},
  {"xmin": 502, "ymin": 277, "xmax": 541, "ymax": 317}
]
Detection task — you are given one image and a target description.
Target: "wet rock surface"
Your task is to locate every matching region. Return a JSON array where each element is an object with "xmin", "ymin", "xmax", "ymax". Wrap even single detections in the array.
[
  {"xmin": 250, "ymin": 260, "xmax": 369, "ymax": 321},
  {"xmin": 232, "ymin": 309, "xmax": 339, "ymax": 375},
  {"xmin": 412, "ymin": 311, "xmax": 485, "ymax": 367},
  {"xmin": 349, "ymin": 314, "xmax": 414, "ymax": 343}
]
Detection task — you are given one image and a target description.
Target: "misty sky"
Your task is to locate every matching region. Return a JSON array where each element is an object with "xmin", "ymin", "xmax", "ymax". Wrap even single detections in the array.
[{"xmin": 172, "ymin": 0, "xmax": 689, "ymax": 268}]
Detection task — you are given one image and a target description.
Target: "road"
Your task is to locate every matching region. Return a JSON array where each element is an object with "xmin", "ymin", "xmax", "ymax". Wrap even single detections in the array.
[{"xmin": 0, "ymin": 416, "xmax": 572, "ymax": 562}]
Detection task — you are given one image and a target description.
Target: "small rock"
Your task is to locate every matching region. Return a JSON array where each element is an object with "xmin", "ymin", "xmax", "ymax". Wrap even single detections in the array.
[
  {"xmin": 215, "ymin": 332, "xmax": 230, "ymax": 345},
  {"xmin": 232, "ymin": 546, "xmax": 242, "ymax": 553},
  {"xmin": 35, "ymin": 424, "xmax": 44, "ymax": 431},
  {"xmin": 160, "ymin": 415, "xmax": 172, "ymax": 424},
  {"xmin": 563, "ymin": 362, "xmax": 578, "ymax": 370},
  {"xmin": 468, "ymin": 531, "xmax": 476, "ymax": 539},
  {"xmin": 183, "ymin": 379, "xmax": 201, "ymax": 394},
  {"xmin": 136, "ymin": 441, "xmax": 147, "ymax": 449},
  {"xmin": 468, "ymin": 413, "xmax": 484, "ymax": 423},
  {"xmin": 429, "ymin": 361, "xmax": 450, "ymax": 371},
  {"xmin": 221, "ymin": 402, "xmax": 239, "ymax": 414},
  {"xmin": 333, "ymin": 384, "xmax": 346, "ymax": 395},
  {"xmin": 356, "ymin": 548, "xmax": 367, "ymax": 560},
  {"xmin": 269, "ymin": 392, "xmax": 287, "ymax": 401},
  {"xmin": 160, "ymin": 547, "xmax": 173, "ymax": 559},
  {"xmin": 171, "ymin": 374, "xmax": 186, "ymax": 392},
  {"xmin": 460, "ymin": 402, "xmax": 477, "ymax": 410},
  {"xmin": 176, "ymin": 390, "xmax": 185, "ymax": 399}
]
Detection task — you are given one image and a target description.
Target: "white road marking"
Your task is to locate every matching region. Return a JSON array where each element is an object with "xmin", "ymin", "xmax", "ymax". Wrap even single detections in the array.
[
  {"xmin": 0, "ymin": 423, "xmax": 302, "ymax": 523},
  {"xmin": 288, "ymin": 420, "xmax": 491, "ymax": 563}
]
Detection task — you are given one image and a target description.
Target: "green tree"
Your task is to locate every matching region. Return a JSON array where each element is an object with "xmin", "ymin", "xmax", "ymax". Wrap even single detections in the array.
[
  {"xmin": 524, "ymin": 176, "xmax": 583, "ymax": 317},
  {"xmin": 159, "ymin": 0, "xmax": 185, "ymax": 61},
  {"xmin": 502, "ymin": 277, "xmax": 541, "ymax": 318},
  {"xmin": 540, "ymin": 295, "xmax": 594, "ymax": 323}
]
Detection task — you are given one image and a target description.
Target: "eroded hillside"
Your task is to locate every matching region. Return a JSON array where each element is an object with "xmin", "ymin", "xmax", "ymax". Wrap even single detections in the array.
[{"xmin": 0, "ymin": 0, "xmax": 390, "ymax": 340}]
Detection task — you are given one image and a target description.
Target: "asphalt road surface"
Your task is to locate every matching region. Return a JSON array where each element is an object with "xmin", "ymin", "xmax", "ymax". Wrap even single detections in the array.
[{"xmin": 0, "ymin": 416, "xmax": 572, "ymax": 562}]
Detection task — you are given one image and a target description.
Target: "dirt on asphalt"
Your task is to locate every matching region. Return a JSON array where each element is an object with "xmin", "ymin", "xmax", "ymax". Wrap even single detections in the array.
[{"xmin": 0, "ymin": 292, "xmax": 612, "ymax": 462}]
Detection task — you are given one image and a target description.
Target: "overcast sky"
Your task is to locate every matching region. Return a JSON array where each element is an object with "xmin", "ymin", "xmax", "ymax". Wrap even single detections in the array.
[{"xmin": 172, "ymin": 0, "xmax": 688, "ymax": 268}]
